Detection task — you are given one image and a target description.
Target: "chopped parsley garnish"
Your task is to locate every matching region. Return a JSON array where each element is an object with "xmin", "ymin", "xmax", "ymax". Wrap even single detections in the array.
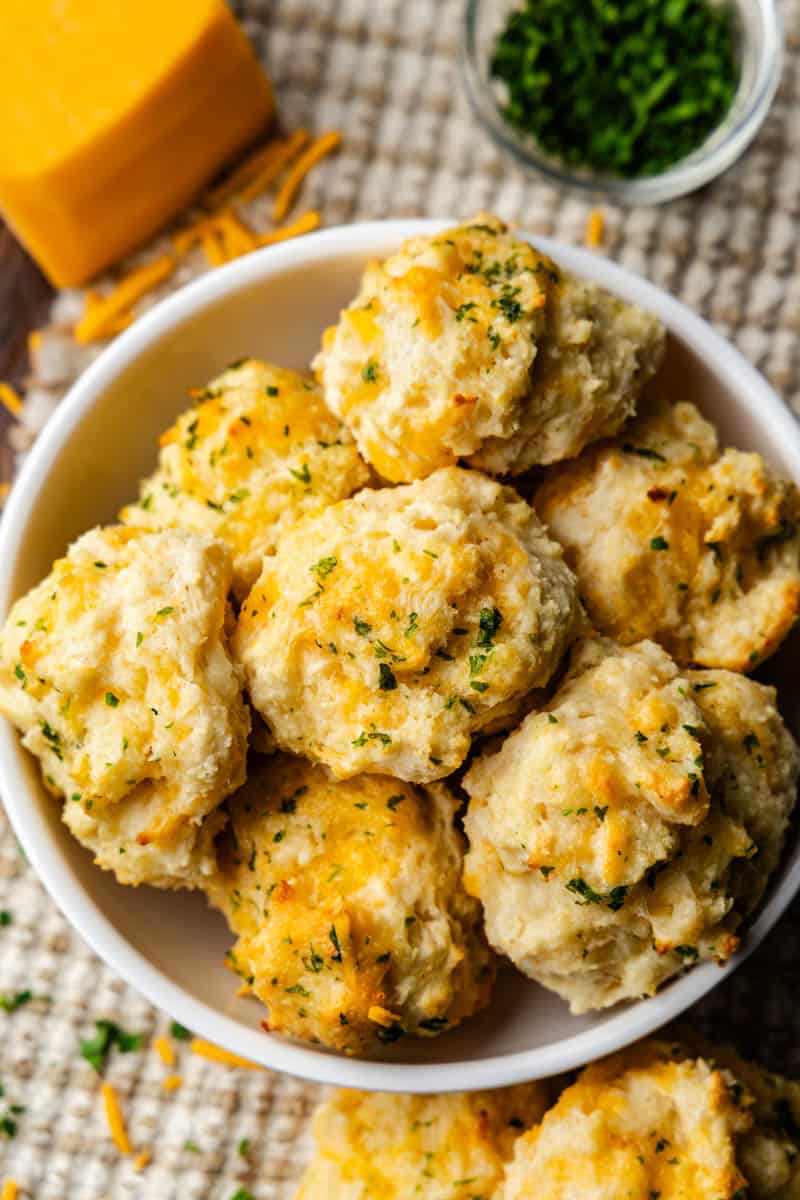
[
  {"xmin": 488, "ymin": 325, "xmax": 500, "ymax": 350},
  {"xmin": 0, "ymin": 912, "xmax": 11, "ymax": 927},
  {"xmin": 540, "ymin": 866, "xmax": 555, "ymax": 878},
  {"xmin": 0, "ymin": 990, "xmax": 32, "ymax": 1013},
  {"xmin": 469, "ymin": 652, "xmax": 489, "ymax": 677},
  {"xmin": 80, "ymin": 1019, "xmax": 143, "ymax": 1072},
  {"xmin": 105, "ymin": 692, "xmax": 120, "ymax": 707},
  {"xmin": 311, "ymin": 556, "xmax": 338, "ymax": 578},
  {"xmin": 404, "ymin": 612, "xmax": 419, "ymax": 638},
  {"xmin": 13, "ymin": 664, "xmax": 25, "ymax": 685},
  {"xmin": 387, "ymin": 794, "xmax": 405, "ymax": 811},
  {"xmin": 329, "ymin": 925, "xmax": 343, "ymax": 962},
  {"xmin": 454, "ymin": 302, "xmax": 478, "ymax": 322},
  {"xmin": 378, "ymin": 663, "xmax": 398, "ymax": 691},
  {"xmin": 0, "ymin": 1106, "xmax": 25, "ymax": 1139},
  {"xmin": 266, "ymin": 385, "xmax": 279, "ymax": 396},
  {"xmin": 476, "ymin": 606, "xmax": 502, "ymax": 648},
  {"xmin": 156, "ymin": 606, "xmax": 174, "ymax": 616},
  {"xmin": 290, "ymin": 463, "xmax": 312, "ymax": 484},
  {"xmin": 352, "ymin": 727, "xmax": 392, "ymax": 747},
  {"xmin": 361, "ymin": 359, "xmax": 379, "ymax": 383},
  {"xmin": 305, "ymin": 948, "xmax": 324, "ymax": 974},
  {"xmin": 491, "ymin": 291, "xmax": 523, "ymax": 323},
  {"xmin": 40, "ymin": 721, "xmax": 62, "ymax": 758},
  {"xmin": 490, "ymin": 0, "xmax": 738, "ymax": 177},
  {"xmin": 170, "ymin": 1021, "xmax": 191, "ymax": 1040},
  {"xmin": 566, "ymin": 878, "xmax": 628, "ymax": 911},
  {"xmin": 674, "ymin": 945, "xmax": 699, "ymax": 959},
  {"xmin": 594, "ymin": 805, "xmax": 608, "ymax": 822},
  {"xmin": 650, "ymin": 536, "xmax": 669, "ymax": 551},
  {"xmin": 354, "ymin": 616, "xmax": 372, "ymax": 636},
  {"xmin": 622, "ymin": 444, "xmax": 667, "ymax": 462}
]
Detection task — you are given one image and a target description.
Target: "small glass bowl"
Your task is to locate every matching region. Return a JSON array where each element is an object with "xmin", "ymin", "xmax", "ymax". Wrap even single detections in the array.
[{"xmin": 461, "ymin": 0, "xmax": 784, "ymax": 204}]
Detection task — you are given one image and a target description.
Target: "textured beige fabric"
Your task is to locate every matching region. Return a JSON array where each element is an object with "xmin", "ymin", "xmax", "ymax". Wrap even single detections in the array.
[{"xmin": 1, "ymin": 0, "xmax": 800, "ymax": 1195}]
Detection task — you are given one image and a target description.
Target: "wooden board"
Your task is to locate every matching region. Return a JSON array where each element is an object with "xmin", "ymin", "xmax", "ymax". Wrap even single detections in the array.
[{"xmin": 0, "ymin": 221, "xmax": 53, "ymax": 482}]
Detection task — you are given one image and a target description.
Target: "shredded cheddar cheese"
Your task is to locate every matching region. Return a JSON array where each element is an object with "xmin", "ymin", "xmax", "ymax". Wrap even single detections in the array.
[
  {"xmin": 153, "ymin": 1035, "xmax": 175, "ymax": 1066},
  {"xmin": 0, "ymin": 383, "xmax": 23, "ymax": 417},
  {"xmin": 74, "ymin": 255, "xmax": 176, "ymax": 344},
  {"xmin": 204, "ymin": 130, "xmax": 306, "ymax": 208},
  {"xmin": 257, "ymin": 210, "xmax": 321, "ymax": 245},
  {"xmin": 201, "ymin": 231, "xmax": 227, "ymax": 268},
  {"xmin": 162, "ymin": 1073, "xmax": 182, "ymax": 1091},
  {"xmin": 586, "ymin": 208, "xmax": 605, "ymax": 248},
  {"xmin": 1, "ymin": 1181, "xmax": 17, "ymax": 1200},
  {"xmin": 189, "ymin": 1038, "xmax": 263, "ymax": 1070},
  {"xmin": 217, "ymin": 212, "xmax": 259, "ymax": 259},
  {"xmin": 101, "ymin": 1082, "xmax": 132, "ymax": 1155},
  {"xmin": 172, "ymin": 211, "xmax": 230, "ymax": 256},
  {"xmin": 272, "ymin": 131, "xmax": 342, "ymax": 222},
  {"xmin": 237, "ymin": 128, "xmax": 311, "ymax": 203}
]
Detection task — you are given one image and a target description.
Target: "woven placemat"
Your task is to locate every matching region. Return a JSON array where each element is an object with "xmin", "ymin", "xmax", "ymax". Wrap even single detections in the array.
[{"xmin": 2, "ymin": 1, "xmax": 800, "ymax": 1195}]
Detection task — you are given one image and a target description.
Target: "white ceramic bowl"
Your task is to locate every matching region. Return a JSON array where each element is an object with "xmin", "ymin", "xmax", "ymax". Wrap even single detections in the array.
[{"xmin": 1, "ymin": 221, "xmax": 799, "ymax": 1094}]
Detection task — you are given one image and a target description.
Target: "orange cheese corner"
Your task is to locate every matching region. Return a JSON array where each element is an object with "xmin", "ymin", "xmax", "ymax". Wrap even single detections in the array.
[{"xmin": 0, "ymin": 0, "xmax": 275, "ymax": 287}]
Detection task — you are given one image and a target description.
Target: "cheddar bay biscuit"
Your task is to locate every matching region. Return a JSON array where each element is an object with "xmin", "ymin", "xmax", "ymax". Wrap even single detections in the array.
[
  {"xmin": 314, "ymin": 213, "xmax": 664, "ymax": 481},
  {"xmin": 0, "ymin": 526, "xmax": 249, "ymax": 887},
  {"xmin": 207, "ymin": 754, "xmax": 494, "ymax": 1052},
  {"xmin": 121, "ymin": 359, "xmax": 369, "ymax": 597},
  {"xmin": 536, "ymin": 399, "xmax": 800, "ymax": 671},
  {"xmin": 463, "ymin": 637, "xmax": 799, "ymax": 1012},
  {"xmin": 295, "ymin": 1084, "xmax": 550, "ymax": 1199},
  {"xmin": 234, "ymin": 466, "xmax": 581, "ymax": 782},
  {"xmin": 499, "ymin": 1041, "xmax": 752, "ymax": 1200}
]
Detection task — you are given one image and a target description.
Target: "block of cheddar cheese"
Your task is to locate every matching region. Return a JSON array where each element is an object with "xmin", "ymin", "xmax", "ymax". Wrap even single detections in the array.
[{"xmin": 0, "ymin": 0, "xmax": 274, "ymax": 286}]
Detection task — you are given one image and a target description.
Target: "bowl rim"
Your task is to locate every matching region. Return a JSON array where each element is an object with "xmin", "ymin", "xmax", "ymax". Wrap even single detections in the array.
[
  {"xmin": 460, "ymin": 0, "xmax": 785, "ymax": 205},
  {"xmin": 2, "ymin": 218, "xmax": 800, "ymax": 1094}
]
